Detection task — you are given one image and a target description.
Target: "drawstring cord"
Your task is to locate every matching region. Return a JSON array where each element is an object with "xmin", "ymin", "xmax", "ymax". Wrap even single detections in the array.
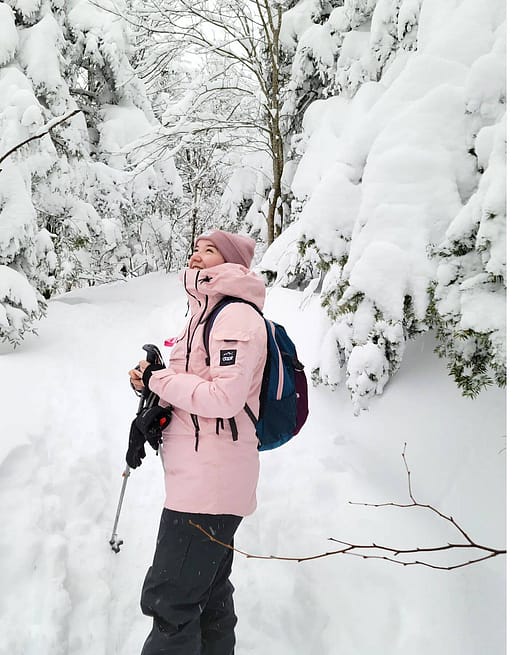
[
  {"xmin": 191, "ymin": 414, "xmax": 200, "ymax": 451},
  {"xmin": 215, "ymin": 417, "xmax": 237, "ymax": 442},
  {"xmin": 228, "ymin": 418, "xmax": 239, "ymax": 442}
]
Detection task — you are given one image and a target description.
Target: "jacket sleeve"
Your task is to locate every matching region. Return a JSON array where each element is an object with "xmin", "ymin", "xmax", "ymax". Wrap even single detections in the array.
[{"xmin": 148, "ymin": 304, "xmax": 266, "ymax": 418}]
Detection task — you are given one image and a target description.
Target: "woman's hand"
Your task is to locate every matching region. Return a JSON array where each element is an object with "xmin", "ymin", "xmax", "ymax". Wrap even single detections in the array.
[{"xmin": 128, "ymin": 360, "xmax": 150, "ymax": 392}]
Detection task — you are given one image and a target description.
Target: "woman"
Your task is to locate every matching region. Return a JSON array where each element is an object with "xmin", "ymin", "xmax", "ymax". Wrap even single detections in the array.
[{"xmin": 129, "ymin": 229, "xmax": 267, "ymax": 655}]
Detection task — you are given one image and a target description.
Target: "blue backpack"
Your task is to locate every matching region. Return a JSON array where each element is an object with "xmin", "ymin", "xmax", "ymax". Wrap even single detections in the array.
[{"xmin": 203, "ymin": 297, "xmax": 309, "ymax": 451}]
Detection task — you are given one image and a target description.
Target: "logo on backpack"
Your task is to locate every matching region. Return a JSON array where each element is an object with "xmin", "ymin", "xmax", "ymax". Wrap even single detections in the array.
[{"xmin": 203, "ymin": 297, "xmax": 309, "ymax": 450}]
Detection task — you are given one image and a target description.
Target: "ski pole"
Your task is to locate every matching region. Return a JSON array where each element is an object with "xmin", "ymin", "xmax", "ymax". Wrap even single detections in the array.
[
  {"xmin": 109, "ymin": 465, "xmax": 131, "ymax": 553},
  {"xmin": 109, "ymin": 344, "xmax": 165, "ymax": 553}
]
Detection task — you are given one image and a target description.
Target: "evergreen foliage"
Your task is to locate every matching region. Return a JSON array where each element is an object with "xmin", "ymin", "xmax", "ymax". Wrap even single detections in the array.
[
  {"xmin": 261, "ymin": 0, "xmax": 506, "ymax": 411},
  {"xmin": 0, "ymin": 0, "xmax": 183, "ymax": 345}
]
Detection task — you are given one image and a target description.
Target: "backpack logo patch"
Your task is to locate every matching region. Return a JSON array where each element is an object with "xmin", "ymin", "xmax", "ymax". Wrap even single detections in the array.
[{"xmin": 220, "ymin": 349, "xmax": 237, "ymax": 366}]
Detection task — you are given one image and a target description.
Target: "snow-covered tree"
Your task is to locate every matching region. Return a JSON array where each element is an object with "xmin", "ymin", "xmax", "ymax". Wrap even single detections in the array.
[
  {"xmin": 125, "ymin": 0, "xmax": 292, "ymax": 245},
  {"xmin": 130, "ymin": 48, "xmax": 262, "ymax": 249},
  {"xmin": 259, "ymin": 0, "xmax": 506, "ymax": 411},
  {"xmin": 429, "ymin": 22, "xmax": 506, "ymax": 395},
  {"xmin": 279, "ymin": 1, "xmax": 423, "ymax": 136},
  {"xmin": 0, "ymin": 0, "xmax": 183, "ymax": 344},
  {"xmin": 280, "ymin": 0, "xmax": 346, "ymax": 136}
]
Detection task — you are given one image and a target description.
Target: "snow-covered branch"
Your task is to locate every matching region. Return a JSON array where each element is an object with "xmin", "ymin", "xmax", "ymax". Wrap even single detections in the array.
[{"xmin": 118, "ymin": 0, "xmax": 288, "ymax": 243}]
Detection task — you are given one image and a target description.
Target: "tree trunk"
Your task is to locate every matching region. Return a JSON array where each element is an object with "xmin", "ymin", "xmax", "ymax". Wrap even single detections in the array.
[
  {"xmin": 266, "ymin": 4, "xmax": 283, "ymax": 246},
  {"xmin": 267, "ymin": 134, "xmax": 284, "ymax": 245}
]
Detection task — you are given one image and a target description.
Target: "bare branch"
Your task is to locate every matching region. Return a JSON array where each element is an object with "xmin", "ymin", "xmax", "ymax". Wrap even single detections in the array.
[
  {"xmin": 189, "ymin": 445, "xmax": 506, "ymax": 570},
  {"xmin": 0, "ymin": 109, "xmax": 83, "ymax": 169}
]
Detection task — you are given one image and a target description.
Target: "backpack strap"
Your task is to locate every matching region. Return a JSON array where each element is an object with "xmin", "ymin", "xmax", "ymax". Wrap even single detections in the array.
[
  {"xmin": 244, "ymin": 403, "xmax": 257, "ymax": 428},
  {"xmin": 201, "ymin": 296, "xmax": 264, "ymax": 441},
  {"xmin": 202, "ymin": 296, "xmax": 262, "ymax": 365}
]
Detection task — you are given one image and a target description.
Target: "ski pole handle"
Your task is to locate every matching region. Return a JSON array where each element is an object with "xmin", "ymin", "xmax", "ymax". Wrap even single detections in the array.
[
  {"xmin": 140, "ymin": 344, "xmax": 165, "ymax": 406},
  {"xmin": 142, "ymin": 343, "xmax": 165, "ymax": 366},
  {"xmin": 129, "ymin": 345, "xmax": 164, "ymax": 397}
]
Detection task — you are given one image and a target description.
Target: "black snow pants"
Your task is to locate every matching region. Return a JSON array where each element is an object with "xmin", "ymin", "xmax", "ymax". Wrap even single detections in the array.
[{"xmin": 140, "ymin": 509, "xmax": 242, "ymax": 655}]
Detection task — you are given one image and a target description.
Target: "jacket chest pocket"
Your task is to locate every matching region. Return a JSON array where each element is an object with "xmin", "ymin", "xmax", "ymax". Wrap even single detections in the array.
[{"xmin": 210, "ymin": 329, "xmax": 251, "ymax": 369}]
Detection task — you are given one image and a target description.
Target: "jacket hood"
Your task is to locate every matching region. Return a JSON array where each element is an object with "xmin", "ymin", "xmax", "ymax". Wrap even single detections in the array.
[{"xmin": 180, "ymin": 263, "xmax": 266, "ymax": 316}]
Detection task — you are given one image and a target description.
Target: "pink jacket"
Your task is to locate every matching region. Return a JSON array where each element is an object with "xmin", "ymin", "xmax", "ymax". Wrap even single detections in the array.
[{"xmin": 148, "ymin": 263, "xmax": 267, "ymax": 516}]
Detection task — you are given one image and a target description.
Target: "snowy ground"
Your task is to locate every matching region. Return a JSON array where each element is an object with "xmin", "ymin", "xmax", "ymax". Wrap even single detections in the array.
[{"xmin": 0, "ymin": 272, "xmax": 505, "ymax": 655}]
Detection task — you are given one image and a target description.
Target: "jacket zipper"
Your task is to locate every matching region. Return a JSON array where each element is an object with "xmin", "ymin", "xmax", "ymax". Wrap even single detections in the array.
[
  {"xmin": 183, "ymin": 271, "xmax": 238, "ymax": 446},
  {"xmin": 184, "ymin": 269, "xmax": 202, "ymax": 372}
]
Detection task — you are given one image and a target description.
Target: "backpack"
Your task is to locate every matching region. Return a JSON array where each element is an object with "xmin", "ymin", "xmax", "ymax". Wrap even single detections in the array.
[{"xmin": 202, "ymin": 296, "xmax": 309, "ymax": 451}]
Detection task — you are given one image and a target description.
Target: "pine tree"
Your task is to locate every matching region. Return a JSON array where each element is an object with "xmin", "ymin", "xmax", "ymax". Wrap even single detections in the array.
[
  {"xmin": 0, "ymin": 1, "xmax": 48, "ymax": 344},
  {"xmin": 0, "ymin": 0, "xmax": 184, "ymax": 345},
  {"xmin": 429, "ymin": 24, "xmax": 506, "ymax": 395},
  {"xmin": 261, "ymin": 0, "xmax": 506, "ymax": 411}
]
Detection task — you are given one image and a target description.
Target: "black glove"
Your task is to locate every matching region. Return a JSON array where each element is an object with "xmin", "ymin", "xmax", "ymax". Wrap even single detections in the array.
[
  {"xmin": 126, "ymin": 419, "xmax": 147, "ymax": 469},
  {"xmin": 142, "ymin": 363, "xmax": 165, "ymax": 392},
  {"xmin": 134, "ymin": 404, "xmax": 172, "ymax": 451}
]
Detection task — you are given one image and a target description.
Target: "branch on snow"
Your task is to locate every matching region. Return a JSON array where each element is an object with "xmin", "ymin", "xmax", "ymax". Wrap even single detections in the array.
[{"xmin": 189, "ymin": 444, "xmax": 506, "ymax": 571}]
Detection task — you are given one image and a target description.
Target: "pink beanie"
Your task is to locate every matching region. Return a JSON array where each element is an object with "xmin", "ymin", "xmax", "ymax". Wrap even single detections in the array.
[{"xmin": 196, "ymin": 229, "xmax": 256, "ymax": 268}]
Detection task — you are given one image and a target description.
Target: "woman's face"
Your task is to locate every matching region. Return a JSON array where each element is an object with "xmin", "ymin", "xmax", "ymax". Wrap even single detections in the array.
[{"xmin": 189, "ymin": 239, "xmax": 226, "ymax": 269}]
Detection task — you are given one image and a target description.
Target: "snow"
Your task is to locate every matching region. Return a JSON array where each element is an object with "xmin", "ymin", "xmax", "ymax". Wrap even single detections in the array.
[
  {"xmin": 458, "ymin": 286, "xmax": 505, "ymax": 333},
  {"xmin": 221, "ymin": 150, "xmax": 272, "ymax": 235},
  {"xmin": 0, "ymin": 263, "xmax": 41, "ymax": 343},
  {"xmin": 18, "ymin": 12, "xmax": 67, "ymax": 108},
  {"xmin": 67, "ymin": 0, "xmax": 153, "ymax": 117},
  {"xmin": 326, "ymin": 6, "xmax": 351, "ymax": 32},
  {"xmin": 0, "ymin": 272, "xmax": 505, "ymax": 654},
  {"xmin": 418, "ymin": 0, "xmax": 499, "ymax": 65},
  {"xmin": 7, "ymin": 0, "xmax": 43, "ymax": 20},
  {"xmin": 280, "ymin": 0, "xmax": 322, "ymax": 52},
  {"xmin": 336, "ymin": 54, "xmax": 469, "ymax": 183},
  {"xmin": 293, "ymin": 23, "xmax": 338, "ymax": 70},
  {"xmin": 298, "ymin": 163, "xmax": 361, "ymax": 258},
  {"xmin": 98, "ymin": 104, "xmax": 157, "ymax": 170},
  {"xmin": 292, "ymin": 95, "xmax": 358, "ymax": 199},
  {"xmin": 0, "ymin": 164, "xmax": 38, "ymax": 261},
  {"xmin": 67, "ymin": 0, "xmax": 128, "ymax": 50},
  {"xmin": 348, "ymin": 240, "xmax": 411, "ymax": 321},
  {"xmin": 338, "ymin": 29, "xmax": 370, "ymax": 67},
  {"xmin": 0, "ymin": 263, "xmax": 39, "ymax": 314},
  {"xmin": 0, "ymin": 4, "xmax": 18, "ymax": 66},
  {"xmin": 466, "ymin": 50, "xmax": 506, "ymax": 119},
  {"xmin": 397, "ymin": 0, "xmax": 422, "ymax": 39},
  {"xmin": 0, "ymin": 66, "xmax": 42, "ymax": 150}
]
